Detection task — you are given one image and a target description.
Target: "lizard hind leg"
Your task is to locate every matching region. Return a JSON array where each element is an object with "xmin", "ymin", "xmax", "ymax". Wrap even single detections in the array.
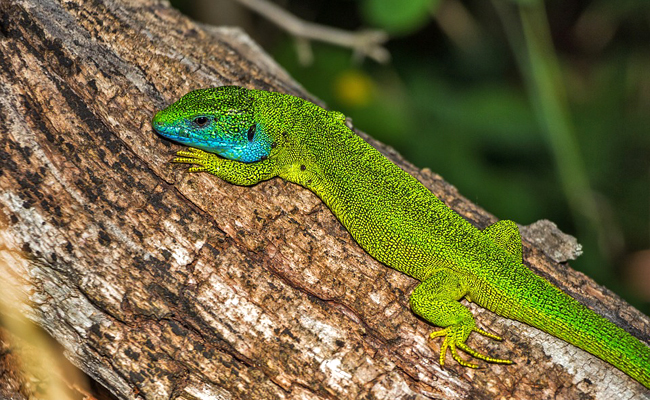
[{"xmin": 410, "ymin": 269, "xmax": 513, "ymax": 368}]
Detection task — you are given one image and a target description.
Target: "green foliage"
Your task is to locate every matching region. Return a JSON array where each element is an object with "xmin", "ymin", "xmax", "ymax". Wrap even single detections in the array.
[{"xmin": 361, "ymin": 0, "xmax": 439, "ymax": 34}]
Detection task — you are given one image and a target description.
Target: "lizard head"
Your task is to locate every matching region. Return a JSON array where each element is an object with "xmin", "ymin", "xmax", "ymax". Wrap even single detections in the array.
[{"xmin": 152, "ymin": 86, "xmax": 272, "ymax": 163}]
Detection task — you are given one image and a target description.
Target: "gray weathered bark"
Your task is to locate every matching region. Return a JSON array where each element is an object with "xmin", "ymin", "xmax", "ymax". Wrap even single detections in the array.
[{"xmin": 0, "ymin": 0, "xmax": 648, "ymax": 399}]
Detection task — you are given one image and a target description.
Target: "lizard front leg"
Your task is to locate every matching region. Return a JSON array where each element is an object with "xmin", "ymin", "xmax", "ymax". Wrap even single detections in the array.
[
  {"xmin": 173, "ymin": 148, "xmax": 278, "ymax": 186},
  {"xmin": 410, "ymin": 269, "xmax": 512, "ymax": 368}
]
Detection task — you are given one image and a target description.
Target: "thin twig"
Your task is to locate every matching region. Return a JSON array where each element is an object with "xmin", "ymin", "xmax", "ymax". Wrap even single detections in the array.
[{"xmin": 235, "ymin": 0, "xmax": 390, "ymax": 64}]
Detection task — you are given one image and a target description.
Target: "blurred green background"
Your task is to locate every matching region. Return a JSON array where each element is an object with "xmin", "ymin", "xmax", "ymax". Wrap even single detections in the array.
[{"xmin": 171, "ymin": 0, "xmax": 650, "ymax": 313}]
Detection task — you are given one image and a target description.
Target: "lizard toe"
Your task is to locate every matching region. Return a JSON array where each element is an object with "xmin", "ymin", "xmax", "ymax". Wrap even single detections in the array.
[{"xmin": 429, "ymin": 322, "xmax": 511, "ymax": 368}]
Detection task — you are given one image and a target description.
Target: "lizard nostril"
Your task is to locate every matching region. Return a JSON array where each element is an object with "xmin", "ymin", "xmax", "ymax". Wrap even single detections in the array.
[{"xmin": 152, "ymin": 119, "xmax": 165, "ymax": 132}]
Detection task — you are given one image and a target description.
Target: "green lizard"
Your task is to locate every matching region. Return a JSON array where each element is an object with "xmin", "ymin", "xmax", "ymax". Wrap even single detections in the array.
[{"xmin": 152, "ymin": 85, "xmax": 650, "ymax": 389}]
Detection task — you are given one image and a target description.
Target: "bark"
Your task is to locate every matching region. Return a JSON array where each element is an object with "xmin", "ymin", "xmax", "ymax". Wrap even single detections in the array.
[{"xmin": 0, "ymin": 0, "xmax": 648, "ymax": 399}]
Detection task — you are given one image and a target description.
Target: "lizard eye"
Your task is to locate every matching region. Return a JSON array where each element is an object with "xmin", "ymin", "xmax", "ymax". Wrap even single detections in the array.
[
  {"xmin": 247, "ymin": 124, "xmax": 256, "ymax": 141},
  {"xmin": 193, "ymin": 116, "xmax": 209, "ymax": 127}
]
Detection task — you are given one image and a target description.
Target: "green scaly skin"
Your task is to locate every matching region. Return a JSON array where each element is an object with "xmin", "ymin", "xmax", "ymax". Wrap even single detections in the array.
[{"xmin": 152, "ymin": 86, "xmax": 650, "ymax": 388}]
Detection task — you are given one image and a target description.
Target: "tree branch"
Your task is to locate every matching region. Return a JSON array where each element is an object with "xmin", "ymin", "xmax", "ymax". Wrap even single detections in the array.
[
  {"xmin": 235, "ymin": 0, "xmax": 390, "ymax": 64},
  {"xmin": 0, "ymin": 0, "xmax": 648, "ymax": 399}
]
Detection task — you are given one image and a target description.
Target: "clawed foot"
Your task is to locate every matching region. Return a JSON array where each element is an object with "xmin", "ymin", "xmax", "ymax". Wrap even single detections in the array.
[
  {"xmin": 172, "ymin": 148, "xmax": 214, "ymax": 173},
  {"xmin": 429, "ymin": 325, "xmax": 513, "ymax": 368}
]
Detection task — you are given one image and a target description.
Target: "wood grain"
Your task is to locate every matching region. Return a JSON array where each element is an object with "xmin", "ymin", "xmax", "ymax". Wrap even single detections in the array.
[{"xmin": 0, "ymin": 1, "xmax": 648, "ymax": 399}]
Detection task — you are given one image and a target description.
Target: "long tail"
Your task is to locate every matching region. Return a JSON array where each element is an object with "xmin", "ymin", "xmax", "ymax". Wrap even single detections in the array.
[{"xmin": 498, "ymin": 271, "xmax": 650, "ymax": 389}]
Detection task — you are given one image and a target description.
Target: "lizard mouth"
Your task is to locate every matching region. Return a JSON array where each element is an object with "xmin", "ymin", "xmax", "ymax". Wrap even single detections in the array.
[
  {"xmin": 152, "ymin": 117, "xmax": 200, "ymax": 145},
  {"xmin": 152, "ymin": 119, "xmax": 244, "ymax": 157},
  {"xmin": 152, "ymin": 116, "xmax": 183, "ymax": 138}
]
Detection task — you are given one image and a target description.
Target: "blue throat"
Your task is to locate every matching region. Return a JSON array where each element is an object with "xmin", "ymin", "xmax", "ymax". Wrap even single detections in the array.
[{"xmin": 154, "ymin": 121, "xmax": 272, "ymax": 163}]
